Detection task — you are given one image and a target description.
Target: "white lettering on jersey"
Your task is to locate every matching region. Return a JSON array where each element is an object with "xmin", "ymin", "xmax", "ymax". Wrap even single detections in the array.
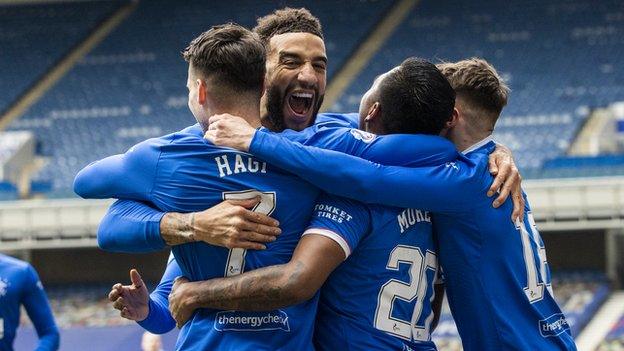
[
  {"xmin": 234, "ymin": 154, "xmax": 247, "ymax": 174},
  {"xmin": 314, "ymin": 204, "xmax": 353, "ymax": 223},
  {"xmin": 215, "ymin": 154, "xmax": 267, "ymax": 178},
  {"xmin": 397, "ymin": 209, "xmax": 431, "ymax": 233}
]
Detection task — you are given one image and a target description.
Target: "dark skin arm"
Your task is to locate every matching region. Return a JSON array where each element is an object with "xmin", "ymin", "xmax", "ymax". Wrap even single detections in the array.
[
  {"xmin": 168, "ymin": 234, "xmax": 345, "ymax": 327},
  {"xmin": 431, "ymin": 283, "xmax": 445, "ymax": 331}
]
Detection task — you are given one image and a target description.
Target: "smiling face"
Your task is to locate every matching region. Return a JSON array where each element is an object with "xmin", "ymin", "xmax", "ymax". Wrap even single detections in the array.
[{"xmin": 262, "ymin": 32, "xmax": 327, "ymax": 131}]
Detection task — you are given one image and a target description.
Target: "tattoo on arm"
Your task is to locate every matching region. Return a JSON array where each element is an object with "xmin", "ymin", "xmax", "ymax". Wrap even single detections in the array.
[
  {"xmin": 160, "ymin": 212, "xmax": 195, "ymax": 246},
  {"xmin": 194, "ymin": 261, "xmax": 307, "ymax": 311}
]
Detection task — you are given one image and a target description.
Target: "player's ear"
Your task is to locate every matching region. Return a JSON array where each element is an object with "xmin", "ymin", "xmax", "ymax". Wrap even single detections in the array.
[
  {"xmin": 365, "ymin": 102, "xmax": 381, "ymax": 123},
  {"xmin": 260, "ymin": 76, "xmax": 266, "ymax": 95},
  {"xmin": 197, "ymin": 78, "xmax": 207, "ymax": 105},
  {"xmin": 446, "ymin": 107, "xmax": 459, "ymax": 129}
]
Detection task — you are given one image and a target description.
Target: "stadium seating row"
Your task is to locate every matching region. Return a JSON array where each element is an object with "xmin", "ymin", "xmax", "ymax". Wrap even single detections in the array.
[
  {"xmin": 595, "ymin": 313, "xmax": 624, "ymax": 350},
  {"xmin": 432, "ymin": 271, "xmax": 610, "ymax": 348},
  {"xmin": 0, "ymin": 1, "xmax": 124, "ymax": 114},
  {"xmin": 332, "ymin": 0, "xmax": 624, "ymax": 176},
  {"xmin": 3, "ymin": 0, "xmax": 394, "ymax": 197},
  {"xmin": 1, "ymin": 0, "xmax": 624, "ymax": 196}
]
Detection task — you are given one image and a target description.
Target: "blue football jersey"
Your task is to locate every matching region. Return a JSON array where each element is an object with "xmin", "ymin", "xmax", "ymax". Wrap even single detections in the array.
[
  {"xmin": 432, "ymin": 140, "xmax": 576, "ymax": 351},
  {"xmin": 0, "ymin": 254, "xmax": 59, "ymax": 351},
  {"xmin": 305, "ymin": 195, "xmax": 439, "ymax": 351},
  {"xmin": 74, "ymin": 121, "xmax": 457, "ymax": 350},
  {"xmin": 243, "ymin": 133, "xmax": 577, "ymax": 351}
]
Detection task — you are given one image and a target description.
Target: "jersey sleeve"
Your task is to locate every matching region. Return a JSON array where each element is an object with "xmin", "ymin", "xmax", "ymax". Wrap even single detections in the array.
[
  {"xmin": 137, "ymin": 253, "xmax": 180, "ymax": 334},
  {"xmin": 250, "ymin": 131, "xmax": 480, "ymax": 212},
  {"xmin": 73, "ymin": 138, "xmax": 164, "ymax": 201},
  {"xmin": 300, "ymin": 128, "xmax": 457, "ymax": 167},
  {"xmin": 21, "ymin": 265, "xmax": 60, "ymax": 351},
  {"xmin": 303, "ymin": 193, "xmax": 370, "ymax": 259},
  {"xmin": 97, "ymin": 200, "xmax": 166, "ymax": 253}
]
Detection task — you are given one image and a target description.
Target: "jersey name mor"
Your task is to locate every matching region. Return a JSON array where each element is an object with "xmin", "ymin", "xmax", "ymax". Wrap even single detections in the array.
[{"xmin": 397, "ymin": 209, "xmax": 431, "ymax": 233}]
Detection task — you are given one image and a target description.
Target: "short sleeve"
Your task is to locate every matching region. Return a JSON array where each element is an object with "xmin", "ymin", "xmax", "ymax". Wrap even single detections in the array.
[{"xmin": 303, "ymin": 193, "xmax": 370, "ymax": 259}]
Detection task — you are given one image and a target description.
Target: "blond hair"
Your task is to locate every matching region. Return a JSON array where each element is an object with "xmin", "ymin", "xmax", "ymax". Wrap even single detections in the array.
[{"xmin": 437, "ymin": 58, "xmax": 509, "ymax": 128}]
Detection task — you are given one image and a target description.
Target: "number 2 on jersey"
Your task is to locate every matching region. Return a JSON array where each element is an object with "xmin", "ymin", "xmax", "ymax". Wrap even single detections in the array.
[
  {"xmin": 222, "ymin": 190, "xmax": 276, "ymax": 277},
  {"xmin": 374, "ymin": 246, "xmax": 438, "ymax": 342}
]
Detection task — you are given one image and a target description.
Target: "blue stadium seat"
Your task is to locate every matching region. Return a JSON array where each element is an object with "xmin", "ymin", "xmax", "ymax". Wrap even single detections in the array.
[
  {"xmin": 331, "ymin": 0, "xmax": 624, "ymax": 177},
  {"xmin": 4, "ymin": 0, "xmax": 394, "ymax": 195},
  {"xmin": 0, "ymin": 1, "xmax": 124, "ymax": 114}
]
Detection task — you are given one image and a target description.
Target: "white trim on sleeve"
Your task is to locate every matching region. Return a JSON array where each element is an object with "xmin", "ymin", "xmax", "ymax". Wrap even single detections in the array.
[{"xmin": 303, "ymin": 228, "xmax": 351, "ymax": 259}]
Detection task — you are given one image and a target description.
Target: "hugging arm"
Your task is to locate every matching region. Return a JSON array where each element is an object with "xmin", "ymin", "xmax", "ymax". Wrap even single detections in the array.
[{"xmin": 167, "ymin": 234, "xmax": 345, "ymax": 326}]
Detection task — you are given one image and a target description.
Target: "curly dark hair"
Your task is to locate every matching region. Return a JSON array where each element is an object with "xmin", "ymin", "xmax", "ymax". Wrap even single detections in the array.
[
  {"xmin": 378, "ymin": 58, "xmax": 455, "ymax": 135},
  {"xmin": 253, "ymin": 7, "xmax": 323, "ymax": 45}
]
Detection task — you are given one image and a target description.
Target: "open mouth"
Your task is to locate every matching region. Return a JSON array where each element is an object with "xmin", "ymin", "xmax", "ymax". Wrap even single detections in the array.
[{"xmin": 287, "ymin": 91, "xmax": 314, "ymax": 118}]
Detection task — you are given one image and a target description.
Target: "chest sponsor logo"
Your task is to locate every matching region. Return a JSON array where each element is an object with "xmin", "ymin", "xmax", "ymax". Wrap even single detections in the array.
[
  {"xmin": 214, "ymin": 310, "xmax": 290, "ymax": 332},
  {"xmin": 314, "ymin": 204, "xmax": 353, "ymax": 224},
  {"xmin": 539, "ymin": 313, "xmax": 570, "ymax": 337}
]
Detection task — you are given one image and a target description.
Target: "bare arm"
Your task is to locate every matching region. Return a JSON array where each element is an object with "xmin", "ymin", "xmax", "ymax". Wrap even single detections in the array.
[
  {"xmin": 431, "ymin": 283, "xmax": 445, "ymax": 331},
  {"xmin": 488, "ymin": 144, "xmax": 525, "ymax": 220},
  {"xmin": 168, "ymin": 234, "xmax": 345, "ymax": 327},
  {"xmin": 159, "ymin": 212, "xmax": 195, "ymax": 246},
  {"xmin": 161, "ymin": 198, "xmax": 282, "ymax": 249}
]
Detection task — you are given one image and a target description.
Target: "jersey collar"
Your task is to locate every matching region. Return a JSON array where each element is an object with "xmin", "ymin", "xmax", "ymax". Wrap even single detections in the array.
[{"xmin": 462, "ymin": 135, "xmax": 495, "ymax": 155}]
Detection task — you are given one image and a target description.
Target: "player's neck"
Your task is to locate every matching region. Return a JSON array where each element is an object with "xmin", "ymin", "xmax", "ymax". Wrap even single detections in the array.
[
  {"xmin": 451, "ymin": 127, "xmax": 492, "ymax": 152},
  {"xmin": 213, "ymin": 102, "xmax": 262, "ymax": 129}
]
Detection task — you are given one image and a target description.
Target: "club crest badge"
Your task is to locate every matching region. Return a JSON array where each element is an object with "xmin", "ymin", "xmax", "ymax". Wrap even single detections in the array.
[{"xmin": 350, "ymin": 129, "xmax": 376, "ymax": 143}]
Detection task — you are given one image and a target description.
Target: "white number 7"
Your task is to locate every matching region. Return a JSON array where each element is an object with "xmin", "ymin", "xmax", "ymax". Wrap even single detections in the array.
[{"xmin": 222, "ymin": 190, "xmax": 276, "ymax": 277}]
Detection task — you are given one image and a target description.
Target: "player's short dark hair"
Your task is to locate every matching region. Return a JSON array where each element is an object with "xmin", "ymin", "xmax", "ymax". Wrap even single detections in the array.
[
  {"xmin": 182, "ymin": 23, "xmax": 265, "ymax": 95},
  {"xmin": 253, "ymin": 7, "xmax": 323, "ymax": 45},
  {"xmin": 437, "ymin": 58, "xmax": 509, "ymax": 127},
  {"xmin": 378, "ymin": 58, "xmax": 455, "ymax": 135}
]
